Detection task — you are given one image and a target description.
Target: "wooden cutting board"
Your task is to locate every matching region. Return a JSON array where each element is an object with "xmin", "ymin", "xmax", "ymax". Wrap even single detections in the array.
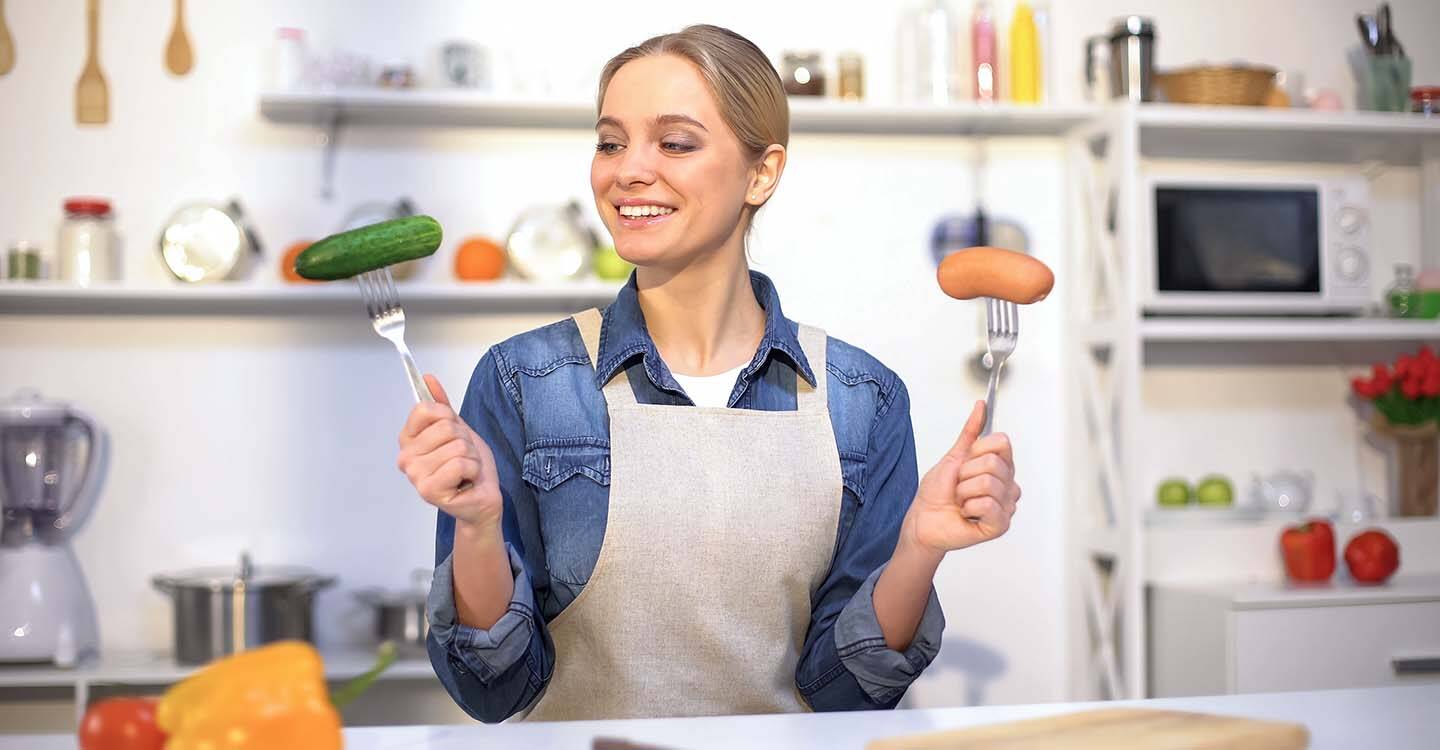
[{"xmin": 865, "ymin": 708, "xmax": 1309, "ymax": 750}]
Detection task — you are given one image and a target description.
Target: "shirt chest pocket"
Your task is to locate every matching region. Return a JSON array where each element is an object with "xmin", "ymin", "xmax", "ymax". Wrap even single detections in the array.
[{"xmin": 521, "ymin": 441, "xmax": 610, "ymax": 587}]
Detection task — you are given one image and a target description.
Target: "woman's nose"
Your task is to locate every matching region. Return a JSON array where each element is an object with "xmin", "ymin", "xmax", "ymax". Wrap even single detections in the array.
[{"xmin": 615, "ymin": 144, "xmax": 656, "ymax": 187}]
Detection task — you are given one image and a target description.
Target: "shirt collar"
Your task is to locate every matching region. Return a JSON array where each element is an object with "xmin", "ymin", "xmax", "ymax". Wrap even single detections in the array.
[{"xmin": 593, "ymin": 270, "xmax": 819, "ymax": 392}]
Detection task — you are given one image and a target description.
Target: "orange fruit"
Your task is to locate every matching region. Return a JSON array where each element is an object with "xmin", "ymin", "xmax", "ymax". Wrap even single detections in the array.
[
  {"xmin": 454, "ymin": 236, "xmax": 507, "ymax": 282},
  {"xmin": 281, "ymin": 240, "xmax": 321, "ymax": 284}
]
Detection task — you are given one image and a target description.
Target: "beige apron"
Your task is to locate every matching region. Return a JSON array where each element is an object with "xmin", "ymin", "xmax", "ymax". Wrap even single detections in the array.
[{"xmin": 523, "ymin": 307, "xmax": 844, "ymax": 721}]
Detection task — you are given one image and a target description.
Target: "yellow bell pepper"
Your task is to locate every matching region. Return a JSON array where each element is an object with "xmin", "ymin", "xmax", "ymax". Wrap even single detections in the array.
[{"xmin": 156, "ymin": 640, "xmax": 343, "ymax": 750}]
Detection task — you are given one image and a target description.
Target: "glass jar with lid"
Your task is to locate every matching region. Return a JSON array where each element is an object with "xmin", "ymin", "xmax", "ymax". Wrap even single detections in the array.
[
  {"xmin": 57, "ymin": 197, "xmax": 118, "ymax": 286},
  {"xmin": 781, "ymin": 51, "xmax": 825, "ymax": 96},
  {"xmin": 1412, "ymin": 86, "xmax": 1439, "ymax": 116}
]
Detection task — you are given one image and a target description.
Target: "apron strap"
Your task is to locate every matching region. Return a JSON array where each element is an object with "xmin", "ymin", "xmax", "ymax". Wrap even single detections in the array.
[
  {"xmin": 795, "ymin": 324, "xmax": 828, "ymax": 414},
  {"xmin": 572, "ymin": 308, "xmax": 638, "ymax": 407}
]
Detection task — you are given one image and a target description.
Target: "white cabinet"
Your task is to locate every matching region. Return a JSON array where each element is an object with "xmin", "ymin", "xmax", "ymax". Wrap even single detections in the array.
[{"xmin": 1150, "ymin": 575, "xmax": 1440, "ymax": 698}]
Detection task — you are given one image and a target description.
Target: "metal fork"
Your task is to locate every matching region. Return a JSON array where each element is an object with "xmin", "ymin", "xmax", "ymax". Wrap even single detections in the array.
[
  {"xmin": 981, "ymin": 297, "xmax": 1019, "ymax": 437},
  {"xmin": 357, "ymin": 267, "xmax": 434, "ymax": 404}
]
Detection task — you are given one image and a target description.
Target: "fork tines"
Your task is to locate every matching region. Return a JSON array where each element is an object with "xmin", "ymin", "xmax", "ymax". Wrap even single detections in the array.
[
  {"xmin": 357, "ymin": 268, "xmax": 399, "ymax": 318},
  {"xmin": 987, "ymin": 297, "xmax": 1019, "ymax": 337}
]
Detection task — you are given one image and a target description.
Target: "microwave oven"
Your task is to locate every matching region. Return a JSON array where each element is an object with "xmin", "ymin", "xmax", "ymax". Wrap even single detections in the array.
[{"xmin": 1141, "ymin": 174, "xmax": 1372, "ymax": 315}]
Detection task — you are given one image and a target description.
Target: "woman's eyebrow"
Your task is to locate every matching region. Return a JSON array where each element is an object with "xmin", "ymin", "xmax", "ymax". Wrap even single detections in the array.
[{"xmin": 595, "ymin": 114, "xmax": 708, "ymax": 132}]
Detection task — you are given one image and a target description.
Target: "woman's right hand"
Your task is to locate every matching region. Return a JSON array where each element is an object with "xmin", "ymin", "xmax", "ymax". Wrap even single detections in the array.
[{"xmin": 397, "ymin": 374, "xmax": 504, "ymax": 533}]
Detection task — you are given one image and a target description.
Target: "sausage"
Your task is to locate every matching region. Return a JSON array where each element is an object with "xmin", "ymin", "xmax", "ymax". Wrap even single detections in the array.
[{"xmin": 936, "ymin": 246, "xmax": 1054, "ymax": 304}]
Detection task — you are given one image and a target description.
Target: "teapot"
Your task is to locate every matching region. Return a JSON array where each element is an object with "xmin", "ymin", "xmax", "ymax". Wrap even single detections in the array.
[{"xmin": 1249, "ymin": 470, "xmax": 1314, "ymax": 513}]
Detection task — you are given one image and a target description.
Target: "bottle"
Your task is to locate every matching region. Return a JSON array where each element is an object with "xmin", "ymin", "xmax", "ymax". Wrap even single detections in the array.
[
  {"xmin": 1010, "ymin": 1, "xmax": 1040, "ymax": 103},
  {"xmin": 1031, "ymin": 0, "xmax": 1052, "ymax": 102},
  {"xmin": 1387, "ymin": 263, "xmax": 1418, "ymax": 318},
  {"xmin": 972, "ymin": 1, "xmax": 997, "ymax": 103}
]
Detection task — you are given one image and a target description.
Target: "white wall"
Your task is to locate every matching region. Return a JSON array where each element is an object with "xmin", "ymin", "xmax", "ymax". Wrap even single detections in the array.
[{"xmin": 1, "ymin": 0, "xmax": 1436, "ymax": 725}]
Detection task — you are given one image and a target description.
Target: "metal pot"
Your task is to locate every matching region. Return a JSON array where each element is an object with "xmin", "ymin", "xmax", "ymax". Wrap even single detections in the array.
[
  {"xmin": 354, "ymin": 569, "xmax": 431, "ymax": 655},
  {"xmin": 151, "ymin": 553, "xmax": 335, "ymax": 665}
]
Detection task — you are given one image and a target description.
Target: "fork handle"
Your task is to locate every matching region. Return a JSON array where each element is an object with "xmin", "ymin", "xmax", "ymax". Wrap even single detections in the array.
[
  {"xmin": 396, "ymin": 344, "xmax": 435, "ymax": 404},
  {"xmin": 981, "ymin": 363, "xmax": 1000, "ymax": 437}
]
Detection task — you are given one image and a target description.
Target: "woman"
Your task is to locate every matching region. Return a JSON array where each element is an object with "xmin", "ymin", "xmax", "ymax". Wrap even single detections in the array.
[{"xmin": 398, "ymin": 24, "xmax": 1020, "ymax": 723}]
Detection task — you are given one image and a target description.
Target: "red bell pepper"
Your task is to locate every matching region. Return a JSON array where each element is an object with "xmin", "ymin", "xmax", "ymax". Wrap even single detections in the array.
[
  {"xmin": 1344, "ymin": 529, "xmax": 1400, "ymax": 584},
  {"xmin": 1280, "ymin": 519, "xmax": 1336, "ymax": 583}
]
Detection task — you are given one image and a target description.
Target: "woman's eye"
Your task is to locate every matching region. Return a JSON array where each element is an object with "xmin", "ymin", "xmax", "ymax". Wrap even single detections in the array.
[
  {"xmin": 662, "ymin": 141, "xmax": 696, "ymax": 153},
  {"xmin": 595, "ymin": 142, "xmax": 622, "ymax": 154}
]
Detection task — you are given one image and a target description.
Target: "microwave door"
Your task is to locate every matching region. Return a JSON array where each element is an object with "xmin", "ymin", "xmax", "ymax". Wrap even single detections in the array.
[{"xmin": 1152, "ymin": 187, "xmax": 1329, "ymax": 313}]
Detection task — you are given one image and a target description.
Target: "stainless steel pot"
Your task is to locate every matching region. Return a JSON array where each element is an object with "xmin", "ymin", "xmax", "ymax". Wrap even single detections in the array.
[
  {"xmin": 354, "ymin": 569, "xmax": 431, "ymax": 655},
  {"xmin": 151, "ymin": 553, "xmax": 335, "ymax": 665}
]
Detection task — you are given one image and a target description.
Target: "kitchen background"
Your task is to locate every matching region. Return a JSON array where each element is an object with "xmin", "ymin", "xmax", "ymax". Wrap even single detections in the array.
[{"xmin": 2, "ymin": 0, "xmax": 1438, "ymax": 733}]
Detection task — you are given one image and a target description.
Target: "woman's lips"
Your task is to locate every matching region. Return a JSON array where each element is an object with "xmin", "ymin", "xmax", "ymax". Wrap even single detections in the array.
[{"xmin": 616, "ymin": 210, "xmax": 676, "ymax": 230}]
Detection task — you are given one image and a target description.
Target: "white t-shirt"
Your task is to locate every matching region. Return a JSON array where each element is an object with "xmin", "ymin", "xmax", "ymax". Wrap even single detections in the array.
[{"xmin": 670, "ymin": 363, "xmax": 746, "ymax": 408}]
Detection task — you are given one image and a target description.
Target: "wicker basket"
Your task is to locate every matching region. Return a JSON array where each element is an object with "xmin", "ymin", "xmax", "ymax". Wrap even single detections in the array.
[{"xmin": 1157, "ymin": 65, "xmax": 1278, "ymax": 106}]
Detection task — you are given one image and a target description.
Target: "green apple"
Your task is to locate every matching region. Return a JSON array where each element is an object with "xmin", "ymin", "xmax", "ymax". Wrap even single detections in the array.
[
  {"xmin": 1156, "ymin": 478, "xmax": 1193, "ymax": 507},
  {"xmin": 1196, "ymin": 475, "xmax": 1234, "ymax": 507},
  {"xmin": 593, "ymin": 245, "xmax": 634, "ymax": 281}
]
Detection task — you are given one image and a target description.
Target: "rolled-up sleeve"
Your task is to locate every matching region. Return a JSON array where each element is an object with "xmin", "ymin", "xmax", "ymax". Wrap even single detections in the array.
[
  {"xmin": 797, "ymin": 377, "xmax": 945, "ymax": 710},
  {"xmin": 426, "ymin": 349, "xmax": 555, "ymax": 723}
]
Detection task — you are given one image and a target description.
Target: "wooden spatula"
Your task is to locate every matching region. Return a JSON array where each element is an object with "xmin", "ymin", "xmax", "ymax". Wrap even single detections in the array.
[
  {"xmin": 164, "ymin": 0, "xmax": 192, "ymax": 76},
  {"xmin": 0, "ymin": 0, "xmax": 15, "ymax": 76},
  {"xmin": 76, "ymin": 0, "xmax": 108, "ymax": 124}
]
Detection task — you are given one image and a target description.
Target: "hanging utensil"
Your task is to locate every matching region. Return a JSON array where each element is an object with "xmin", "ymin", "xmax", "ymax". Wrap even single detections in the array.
[
  {"xmin": 0, "ymin": 0, "xmax": 15, "ymax": 76},
  {"xmin": 1377, "ymin": 4, "xmax": 1392, "ymax": 55},
  {"xmin": 164, "ymin": 0, "xmax": 193, "ymax": 76},
  {"xmin": 75, "ymin": 0, "xmax": 108, "ymax": 124},
  {"xmin": 1356, "ymin": 14, "xmax": 1380, "ymax": 54}
]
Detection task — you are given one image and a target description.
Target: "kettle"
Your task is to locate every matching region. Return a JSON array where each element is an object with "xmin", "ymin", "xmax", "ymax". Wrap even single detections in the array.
[{"xmin": 1249, "ymin": 470, "xmax": 1314, "ymax": 513}]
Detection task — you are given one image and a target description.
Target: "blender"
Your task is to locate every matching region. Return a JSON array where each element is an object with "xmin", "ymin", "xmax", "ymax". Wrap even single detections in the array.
[{"xmin": 0, "ymin": 390, "xmax": 107, "ymax": 666}]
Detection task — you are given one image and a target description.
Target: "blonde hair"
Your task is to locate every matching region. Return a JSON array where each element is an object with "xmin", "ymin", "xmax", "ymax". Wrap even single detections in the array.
[{"xmin": 597, "ymin": 25, "xmax": 789, "ymax": 228}]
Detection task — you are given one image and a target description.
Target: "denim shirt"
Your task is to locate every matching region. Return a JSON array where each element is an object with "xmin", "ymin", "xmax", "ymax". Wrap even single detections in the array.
[{"xmin": 426, "ymin": 270, "xmax": 945, "ymax": 722}]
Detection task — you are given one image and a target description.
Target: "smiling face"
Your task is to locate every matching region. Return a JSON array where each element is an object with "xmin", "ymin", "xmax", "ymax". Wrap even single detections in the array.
[{"xmin": 591, "ymin": 55, "xmax": 773, "ymax": 270}]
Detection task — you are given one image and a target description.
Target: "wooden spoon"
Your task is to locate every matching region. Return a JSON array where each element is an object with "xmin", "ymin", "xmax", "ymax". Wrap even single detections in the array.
[
  {"xmin": 164, "ymin": 0, "xmax": 192, "ymax": 76},
  {"xmin": 0, "ymin": 0, "xmax": 15, "ymax": 76},
  {"xmin": 75, "ymin": 0, "xmax": 108, "ymax": 124}
]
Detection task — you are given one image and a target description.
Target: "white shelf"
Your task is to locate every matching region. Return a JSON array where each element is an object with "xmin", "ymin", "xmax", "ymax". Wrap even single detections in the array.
[
  {"xmin": 259, "ymin": 88, "xmax": 1100, "ymax": 136},
  {"xmin": 0, "ymin": 279, "xmax": 623, "ymax": 315},
  {"xmin": 1137, "ymin": 104, "xmax": 1440, "ymax": 165},
  {"xmin": 1140, "ymin": 316, "xmax": 1440, "ymax": 343},
  {"xmin": 0, "ymin": 648, "xmax": 437, "ymax": 691},
  {"xmin": 1157, "ymin": 573, "xmax": 1440, "ymax": 610}
]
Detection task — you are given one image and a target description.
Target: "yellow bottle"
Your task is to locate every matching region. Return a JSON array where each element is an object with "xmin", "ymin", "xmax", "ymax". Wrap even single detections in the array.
[{"xmin": 1010, "ymin": 1, "xmax": 1040, "ymax": 103}]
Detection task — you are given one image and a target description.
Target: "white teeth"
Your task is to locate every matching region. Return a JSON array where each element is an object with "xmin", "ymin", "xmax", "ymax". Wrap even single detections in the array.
[{"xmin": 618, "ymin": 205, "xmax": 675, "ymax": 217}]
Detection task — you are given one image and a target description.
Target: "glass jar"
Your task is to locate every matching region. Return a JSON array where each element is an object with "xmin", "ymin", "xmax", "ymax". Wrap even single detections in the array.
[
  {"xmin": 1386, "ymin": 262, "xmax": 1418, "ymax": 318},
  {"xmin": 837, "ymin": 52, "xmax": 864, "ymax": 100},
  {"xmin": 57, "ymin": 198, "xmax": 118, "ymax": 286},
  {"xmin": 781, "ymin": 51, "xmax": 825, "ymax": 97},
  {"xmin": 6, "ymin": 241, "xmax": 47, "ymax": 281},
  {"xmin": 1412, "ymin": 86, "xmax": 1440, "ymax": 116}
]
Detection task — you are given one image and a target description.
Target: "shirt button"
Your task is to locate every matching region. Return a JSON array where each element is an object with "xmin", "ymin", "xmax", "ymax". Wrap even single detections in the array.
[{"xmin": 543, "ymin": 457, "xmax": 553, "ymax": 477}]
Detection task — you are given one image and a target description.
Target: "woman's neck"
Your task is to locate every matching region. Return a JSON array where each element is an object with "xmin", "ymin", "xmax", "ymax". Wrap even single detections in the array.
[{"xmin": 635, "ymin": 250, "xmax": 765, "ymax": 377}]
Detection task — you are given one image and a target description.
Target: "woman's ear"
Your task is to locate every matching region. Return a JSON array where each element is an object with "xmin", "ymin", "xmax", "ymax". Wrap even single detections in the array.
[{"xmin": 747, "ymin": 144, "xmax": 787, "ymax": 206}]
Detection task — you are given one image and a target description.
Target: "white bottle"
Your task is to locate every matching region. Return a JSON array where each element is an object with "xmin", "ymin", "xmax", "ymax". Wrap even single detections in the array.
[{"xmin": 270, "ymin": 27, "xmax": 308, "ymax": 91}]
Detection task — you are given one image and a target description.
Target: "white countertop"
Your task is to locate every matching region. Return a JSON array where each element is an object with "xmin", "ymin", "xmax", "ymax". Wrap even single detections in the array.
[{"xmin": 4, "ymin": 684, "xmax": 1435, "ymax": 749}]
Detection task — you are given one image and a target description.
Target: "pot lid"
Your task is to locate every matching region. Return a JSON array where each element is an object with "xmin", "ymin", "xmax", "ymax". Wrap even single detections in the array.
[
  {"xmin": 0, "ymin": 389, "xmax": 74, "ymax": 426},
  {"xmin": 153, "ymin": 552, "xmax": 335, "ymax": 591}
]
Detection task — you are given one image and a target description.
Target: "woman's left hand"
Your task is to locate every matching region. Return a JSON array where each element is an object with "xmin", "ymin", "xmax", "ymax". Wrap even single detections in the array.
[{"xmin": 903, "ymin": 400, "xmax": 1020, "ymax": 556}]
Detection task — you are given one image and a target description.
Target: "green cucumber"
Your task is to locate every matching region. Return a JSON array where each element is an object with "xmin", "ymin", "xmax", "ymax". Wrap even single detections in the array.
[{"xmin": 294, "ymin": 215, "xmax": 443, "ymax": 280}]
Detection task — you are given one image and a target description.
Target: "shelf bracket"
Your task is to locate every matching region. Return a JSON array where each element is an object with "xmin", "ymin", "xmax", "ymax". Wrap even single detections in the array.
[{"xmin": 320, "ymin": 107, "xmax": 345, "ymax": 201}]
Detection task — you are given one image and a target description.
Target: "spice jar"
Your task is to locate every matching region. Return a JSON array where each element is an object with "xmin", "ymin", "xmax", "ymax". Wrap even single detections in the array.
[
  {"xmin": 57, "ymin": 197, "xmax": 118, "ymax": 286},
  {"xmin": 837, "ymin": 52, "xmax": 864, "ymax": 100},
  {"xmin": 781, "ymin": 51, "xmax": 825, "ymax": 96},
  {"xmin": 1412, "ymin": 86, "xmax": 1439, "ymax": 116}
]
